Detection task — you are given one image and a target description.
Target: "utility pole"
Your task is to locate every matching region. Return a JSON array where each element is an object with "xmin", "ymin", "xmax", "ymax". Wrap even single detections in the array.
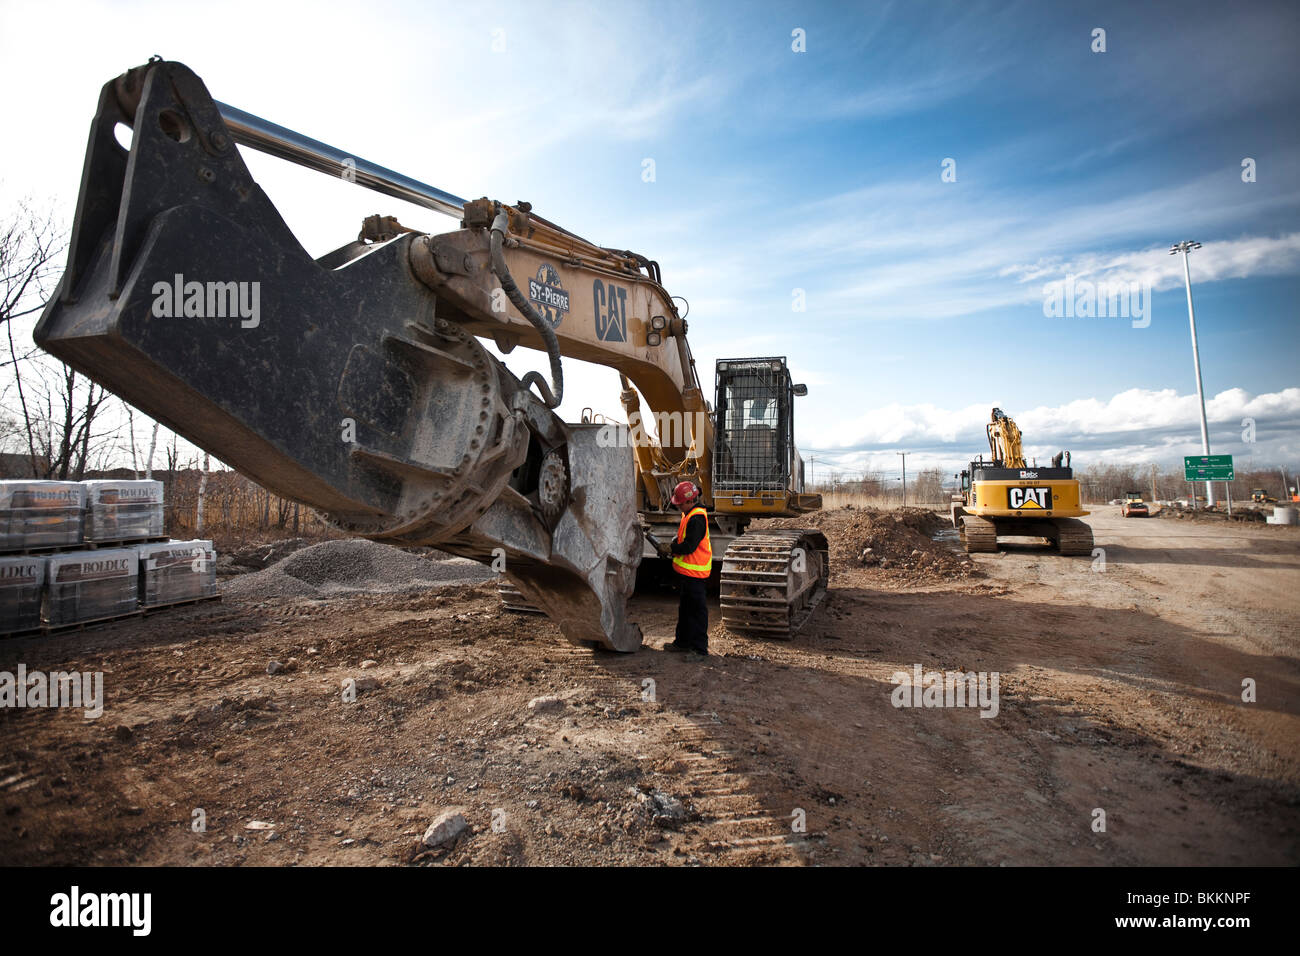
[
  {"xmin": 1151, "ymin": 463, "xmax": 1158, "ymax": 503},
  {"xmin": 1171, "ymin": 240, "xmax": 1214, "ymax": 507},
  {"xmin": 897, "ymin": 451, "xmax": 907, "ymax": 508}
]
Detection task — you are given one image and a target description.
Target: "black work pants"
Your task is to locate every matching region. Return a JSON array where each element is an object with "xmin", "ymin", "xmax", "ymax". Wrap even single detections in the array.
[{"xmin": 674, "ymin": 574, "xmax": 709, "ymax": 651}]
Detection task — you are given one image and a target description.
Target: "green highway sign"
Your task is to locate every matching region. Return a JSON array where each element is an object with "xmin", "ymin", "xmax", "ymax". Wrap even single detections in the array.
[{"xmin": 1184, "ymin": 454, "xmax": 1234, "ymax": 481}]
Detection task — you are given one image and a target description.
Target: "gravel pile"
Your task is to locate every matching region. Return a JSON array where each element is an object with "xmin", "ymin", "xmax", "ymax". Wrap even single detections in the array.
[{"xmin": 221, "ymin": 538, "xmax": 493, "ymax": 601}]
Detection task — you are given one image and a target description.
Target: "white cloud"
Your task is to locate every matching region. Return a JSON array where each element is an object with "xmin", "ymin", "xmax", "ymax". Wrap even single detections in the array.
[
  {"xmin": 759, "ymin": 163, "xmax": 1300, "ymax": 322},
  {"xmin": 1004, "ymin": 234, "xmax": 1300, "ymax": 297},
  {"xmin": 801, "ymin": 386, "xmax": 1300, "ymax": 475}
]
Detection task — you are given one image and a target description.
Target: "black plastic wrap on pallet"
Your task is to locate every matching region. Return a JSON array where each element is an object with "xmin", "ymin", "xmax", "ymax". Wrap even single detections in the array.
[
  {"xmin": 82, "ymin": 480, "xmax": 164, "ymax": 542},
  {"xmin": 138, "ymin": 539, "xmax": 218, "ymax": 607},
  {"xmin": 0, "ymin": 481, "xmax": 86, "ymax": 551},
  {"xmin": 43, "ymin": 549, "xmax": 139, "ymax": 626},
  {"xmin": 0, "ymin": 555, "xmax": 46, "ymax": 633}
]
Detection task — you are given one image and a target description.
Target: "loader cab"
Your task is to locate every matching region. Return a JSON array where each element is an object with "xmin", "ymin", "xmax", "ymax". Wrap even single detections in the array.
[{"xmin": 712, "ymin": 357, "xmax": 807, "ymax": 510}]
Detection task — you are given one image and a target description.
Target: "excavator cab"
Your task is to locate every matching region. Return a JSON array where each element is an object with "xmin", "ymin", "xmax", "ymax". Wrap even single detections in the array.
[
  {"xmin": 705, "ymin": 357, "xmax": 827, "ymax": 638},
  {"xmin": 711, "ymin": 357, "xmax": 813, "ymax": 515}
]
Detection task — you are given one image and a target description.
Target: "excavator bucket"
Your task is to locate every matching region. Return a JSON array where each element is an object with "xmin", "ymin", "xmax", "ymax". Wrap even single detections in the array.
[{"xmin": 34, "ymin": 59, "xmax": 643, "ymax": 651}]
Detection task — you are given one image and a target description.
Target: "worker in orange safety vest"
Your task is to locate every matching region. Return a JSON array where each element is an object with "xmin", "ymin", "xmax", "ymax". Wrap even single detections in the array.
[{"xmin": 663, "ymin": 480, "xmax": 711, "ymax": 655}]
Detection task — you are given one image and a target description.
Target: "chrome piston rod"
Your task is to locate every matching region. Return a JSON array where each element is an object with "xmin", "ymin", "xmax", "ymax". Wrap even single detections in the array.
[{"xmin": 215, "ymin": 101, "xmax": 467, "ymax": 220}]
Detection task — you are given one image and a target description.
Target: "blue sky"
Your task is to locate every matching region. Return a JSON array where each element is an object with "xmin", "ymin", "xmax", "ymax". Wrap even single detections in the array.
[{"xmin": 2, "ymin": 0, "xmax": 1297, "ymax": 476}]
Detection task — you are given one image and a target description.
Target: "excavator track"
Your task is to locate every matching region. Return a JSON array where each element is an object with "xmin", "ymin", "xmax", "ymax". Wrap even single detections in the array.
[
  {"xmin": 1052, "ymin": 517, "xmax": 1094, "ymax": 556},
  {"xmin": 720, "ymin": 530, "xmax": 829, "ymax": 639},
  {"xmin": 959, "ymin": 515, "xmax": 999, "ymax": 553}
]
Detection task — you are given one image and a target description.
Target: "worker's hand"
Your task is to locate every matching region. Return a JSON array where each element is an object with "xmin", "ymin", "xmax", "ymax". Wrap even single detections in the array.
[{"xmin": 643, "ymin": 529, "xmax": 670, "ymax": 559}]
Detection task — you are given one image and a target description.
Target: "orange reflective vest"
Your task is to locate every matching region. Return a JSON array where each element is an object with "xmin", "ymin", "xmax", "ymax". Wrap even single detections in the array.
[{"xmin": 672, "ymin": 506, "xmax": 712, "ymax": 578}]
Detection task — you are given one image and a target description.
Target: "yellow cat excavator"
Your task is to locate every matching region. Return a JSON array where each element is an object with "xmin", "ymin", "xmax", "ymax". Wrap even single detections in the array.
[
  {"xmin": 34, "ymin": 59, "xmax": 828, "ymax": 651},
  {"xmin": 951, "ymin": 408, "xmax": 1093, "ymax": 555}
]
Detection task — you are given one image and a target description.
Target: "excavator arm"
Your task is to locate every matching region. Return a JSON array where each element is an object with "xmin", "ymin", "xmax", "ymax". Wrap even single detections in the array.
[
  {"xmin": 986, "ymin": 407, "xmax": 1026, "ymax": 469},
  {"xmin": 33, "ymin": 59, "xmax": 716, "ymax": 651}
]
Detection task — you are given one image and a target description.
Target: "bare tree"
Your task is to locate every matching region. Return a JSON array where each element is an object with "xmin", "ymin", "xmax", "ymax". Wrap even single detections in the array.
[
  {"xmin": 125, "ymin": 406, "xmax": 139, "ymax": 478},
  {"xmin": 1, "ymin": 200, "xmax": 64, "ymax": 473},
  {"xmin": 0, "ymin": 201, "xmax": 144, "ymax": 480},
  {"xmin": 196, "ymin": 451, "xmax": 210, "ymax": 535},
  {"xmin": 165, "ymin": 433, "xmax": 179, "ymax": 523},
  {"xmin": 145, "ymin": 421, "xmax": 159, "ymax": 479},
  {"xmin": 911, "ymin": 467, "xmax": 946, "ymax": 505},
  {"xmin": 0, "ymin": 200, "xmax": 62, "ymax": 336}
]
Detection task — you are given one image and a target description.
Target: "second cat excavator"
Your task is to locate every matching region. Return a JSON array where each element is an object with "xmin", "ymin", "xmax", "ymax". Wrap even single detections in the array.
[
  {"xmin": 951, "ymin": 408, "xmax": 1094, "ymax": 555},
  {"xmin": 34, "ymin": 59, "xmax": 828, "ymax": 652}
]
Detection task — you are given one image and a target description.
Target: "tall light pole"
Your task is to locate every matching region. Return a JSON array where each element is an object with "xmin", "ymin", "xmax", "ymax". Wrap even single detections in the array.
[
  {"xmin": 897, "ymin": 451, "xmax": 908, "ymax": 508},
  {"xmin": 1170, "ymin": 240, "xmax": 1213, "ymax": 507}
]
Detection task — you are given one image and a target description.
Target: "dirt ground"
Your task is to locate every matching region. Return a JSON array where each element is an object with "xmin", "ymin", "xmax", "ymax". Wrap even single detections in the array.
[{"xmin": 1, "ymin": 506, "xmax": 1297, "ymax": 866}]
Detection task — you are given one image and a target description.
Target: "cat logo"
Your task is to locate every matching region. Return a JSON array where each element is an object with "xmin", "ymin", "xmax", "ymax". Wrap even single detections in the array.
[
  {"xmin": 528, "ymin": 263, "xmax": 569, "ymax": 329},
  {"xmin": 592, "ymin": 278, "xmax": 627, "ymax": 342},
  {"xmin": 1008, "ymin": 487, "xmax": 1052, "ymax": 509}
]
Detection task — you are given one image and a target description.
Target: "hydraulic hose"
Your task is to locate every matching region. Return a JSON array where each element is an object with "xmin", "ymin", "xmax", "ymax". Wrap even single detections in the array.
[{"xmin": 489, "ymin": 206, "xmax": 563, "ymax": 409}]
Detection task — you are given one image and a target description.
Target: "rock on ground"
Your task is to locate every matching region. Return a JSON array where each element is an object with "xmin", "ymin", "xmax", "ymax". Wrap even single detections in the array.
[
  {"xmin": 527, "ymin": 695, "xmax": 567, "ymax": 715},
  {"xmin": 422, "ymin": 809, "xmax": 468, "ymax": 848}
]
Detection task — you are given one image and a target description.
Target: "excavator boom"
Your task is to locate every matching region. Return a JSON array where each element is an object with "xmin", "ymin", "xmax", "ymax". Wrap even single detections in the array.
[
  {"xmin": 37, "ymin": 59, "xmax": 832, "ymax": 649},
  {"xmin": 35, "ymin": 59, "xmax": 708, "ymax": 650},
  {"xmin": 986, "ymin": 407, "xmax": 1025, "ymax": 469}
]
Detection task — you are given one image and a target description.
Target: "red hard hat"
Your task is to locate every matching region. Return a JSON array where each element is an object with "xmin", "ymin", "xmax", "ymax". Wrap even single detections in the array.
[{"xmin": 671, "ymin": 481, "xmax": 699, "ymax": 506}]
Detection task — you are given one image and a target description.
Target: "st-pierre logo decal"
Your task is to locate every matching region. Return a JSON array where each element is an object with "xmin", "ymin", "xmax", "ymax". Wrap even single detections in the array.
[{"xmin": 528, "ymin": 263, "xmax": 569, "ymax": 329}]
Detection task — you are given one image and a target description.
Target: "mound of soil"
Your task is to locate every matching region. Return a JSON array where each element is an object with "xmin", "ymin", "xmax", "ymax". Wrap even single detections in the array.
[
  {"xmin": 759, "ymin": 507, "xmax": 978, "ymax": 584},
  {"xmin": 1157, "ymin": 507, "xmax": 1267, "ymax": 523},
  {"xmin": 219, "ymin": 537, "xmax": 315, "ymax": 575}
]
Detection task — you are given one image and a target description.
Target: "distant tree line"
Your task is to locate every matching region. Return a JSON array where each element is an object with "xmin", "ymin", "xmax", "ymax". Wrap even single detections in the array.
[
  {"xmin": 807, "ymin": 461, "xmax": 1297, "ymax": 507},
  {"xmin": 811, "ymin": 466, "xmax": 951, "ymax": 506},
  {"xmin": 1075, "ymin": 463, "xmax": 1296, "ymax": 504}
]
